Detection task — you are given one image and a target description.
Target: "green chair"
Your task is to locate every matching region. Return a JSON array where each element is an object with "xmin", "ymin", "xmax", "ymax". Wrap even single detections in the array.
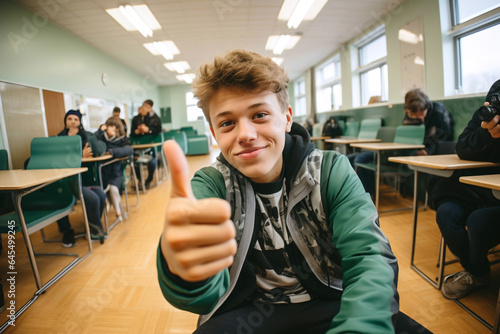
[
  {"xmin": 164, "ymin": 130, "xmax": 188, "ymax": 154},
  {"xmin": 343, "ymin": 121, "xmax": 360, "ymax": 138},
  {"xmin": 178, "ymin": 128, "xmax": 210, "ymax": 155},
  {"xmin": 357, "ymin": 119, "xmax": 382, "ymax": 139},
  {"xmin": 0, "ymin": 136, "xmax": 92, "ymax": 295},
  {"xmin": 355, "ymin": 125, "xmax": 425, "ymax": 211}
]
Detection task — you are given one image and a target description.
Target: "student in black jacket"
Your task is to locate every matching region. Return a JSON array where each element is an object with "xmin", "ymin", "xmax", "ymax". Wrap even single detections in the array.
[
  {"xmin": 130, "ymin": 99, "xmax": 162, "ymax": 188},
  {"xmin": 432, "ymin": 79, "xmax": 500, "ymax": 299}
]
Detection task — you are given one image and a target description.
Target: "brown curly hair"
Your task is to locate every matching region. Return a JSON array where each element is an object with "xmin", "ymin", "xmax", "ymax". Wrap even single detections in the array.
[{"xmin": 192, "ymin": 50, "xmax": 290, "ymax": 125}]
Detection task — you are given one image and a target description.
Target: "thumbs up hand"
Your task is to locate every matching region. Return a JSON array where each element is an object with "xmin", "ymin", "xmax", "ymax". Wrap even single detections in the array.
[{"xmin": 161, "ymin": 140, "xmax": 237, "ymax": 282}]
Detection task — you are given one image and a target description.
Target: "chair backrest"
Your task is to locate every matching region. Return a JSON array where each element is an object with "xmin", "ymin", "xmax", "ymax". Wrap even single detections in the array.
[
  {"xmin": 344, "ymin": 121, "xmax": 360, "ymax": 137},
  {"xmin": 164, "ymin": 131, "xmax": 188, "ymax": 154},
  {"xmin": 0, "ymin": 149, "xmax": 8, "ymax": 171},
  {"xmin": 312, "ymin": 123, "xmax": 322, "ymax": 137},
  {"xmin": 27, "ymin": 136, "xmax": 82, "ymax": 169},
  {"xmin": 393, "ymin": 125, "xmax": 425, "ymax": 145},
  {"xmin": 357, "ymin": 119, "xmax": 382, "ymax": 139},
  {"xmin": 376, "ymin": 126, "xmax": 397, "ymax": 142},
  {"xmin": 24, "ymin": 136, "xmax": 82, "ymax": 209},
  {"xmin": 129, "ymin": 133, "xmax": 163, "ymax": 145}
]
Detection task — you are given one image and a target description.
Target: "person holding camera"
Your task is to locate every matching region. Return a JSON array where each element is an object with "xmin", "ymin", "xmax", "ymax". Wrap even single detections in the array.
[{"xmin": 429, "ymin": 79, "xmax": 500, "ymax": 300}]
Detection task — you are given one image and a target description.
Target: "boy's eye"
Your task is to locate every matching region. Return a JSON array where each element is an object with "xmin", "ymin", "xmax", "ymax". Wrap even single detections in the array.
[
  {"xmin": 254, "ymin": 113, "xmax": 266, "ymax": 119},
  {"xmin": 220, "ymin": 120, "xmax": 234, "ymax": 128}
]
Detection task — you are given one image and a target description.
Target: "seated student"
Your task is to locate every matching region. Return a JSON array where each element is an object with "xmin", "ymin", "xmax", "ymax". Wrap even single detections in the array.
[
  {"xmin": 130, "ymin": 99, "xmax": 162, "ymax": 189},
  {"xmin": 322, "ymin": 116, "xmax": 343, "ymax": 150},
  {"xmin": 352, "ymin": 88, "xmax": 454, "ymax": 197},
  {"xmin": 429, "ymin": 79, "xmax": 500, "ymax": 299},
  {"xmin": 113, "ymin": 106, "xmax": 128, "ymax": 135},
  {"xmin": 57, "ymin": 109, "xmax": 107, "ymax": 244},
  {"xmin": 157, "ymin": 50, "xmax": 430, "ymax": 333},
  {"xmin": 95, "ymin": 117, "xmax": 133, "ymax": 221}
]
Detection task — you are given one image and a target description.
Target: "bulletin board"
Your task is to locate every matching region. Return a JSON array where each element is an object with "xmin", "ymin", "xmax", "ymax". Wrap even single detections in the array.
[{"xmin": 399, "ymin": 17, "xmax": 425, "ymax": 96}]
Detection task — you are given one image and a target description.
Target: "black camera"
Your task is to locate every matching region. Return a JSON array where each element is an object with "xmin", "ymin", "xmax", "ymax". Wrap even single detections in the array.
[{"xmin": 478, "ymin": 92, "xmax": 500, "ymax": 122}]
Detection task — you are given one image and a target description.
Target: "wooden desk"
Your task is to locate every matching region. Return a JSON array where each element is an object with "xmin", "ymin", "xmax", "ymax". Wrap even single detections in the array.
[
  {"xmin": 460, "ymin": 174, "xmax": 500, "ymax": 200},
  {"xmin": 324, "ymin": 137, "xmax": 381, "ymax": 155},
  {"xmin": 310, "ymin": 136, "xmax": 331, "ymax": 141},
  {"xmin": 388, "ymin": 154, "xmax": 500, "ymax": 289},
  {"xmin": 460, "ymin": 174, "xmax": 500, "ymax": 333},
  {"xmin": 0, "ymin": 168, "xmax": 91, "ymax": 330},
  {"xmin": 132, "ymin": 143, "xmax": 167, "ymax": 192},
  {"xmin": 350, "ymin": 142, "xmax": 425, "ymax": 211}
]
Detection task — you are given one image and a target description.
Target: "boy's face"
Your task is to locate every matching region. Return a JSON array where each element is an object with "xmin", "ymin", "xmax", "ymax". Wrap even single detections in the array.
[
  {"xmin": 209, "ymin": 88, "xmax": 292, "ymax": 183},
  {"xmin": 106, "ymin": 125, "xmax": 117, "ymax": 138},
  {"xmin": 408, "ymin": 108, "xmax": 427, "ymax": 123},
  {"xmin": 139, "ymin": 103, "xmax": 152, "ymax": 116},
  {"xmin": 66, "ymin": 114, "xmax": 80, "ymax": 129}
]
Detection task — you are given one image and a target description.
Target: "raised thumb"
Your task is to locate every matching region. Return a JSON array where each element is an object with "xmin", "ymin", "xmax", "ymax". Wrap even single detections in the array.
[{"xmin": 163, "ymin": 140, "xmax": 195, "ymax": 199}]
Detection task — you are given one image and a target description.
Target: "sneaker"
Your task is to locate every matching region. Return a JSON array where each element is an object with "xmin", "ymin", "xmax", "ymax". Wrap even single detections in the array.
[
  {"xmin": 62, "ymin": 229, "xmax": 77, "ymax": 248},
  {"xmin": 441, "ymin": 270, "xmax": 490, "ymax": 299},
  {"xmin": 145, "ymin": 181, "xmax": 152, "ymax": 189}
]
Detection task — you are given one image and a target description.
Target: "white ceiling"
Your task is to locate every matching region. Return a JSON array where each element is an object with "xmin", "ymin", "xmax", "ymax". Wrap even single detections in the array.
[{"xmin": 14, "ymin": 0, "xmax": 400, "ymax": 86}]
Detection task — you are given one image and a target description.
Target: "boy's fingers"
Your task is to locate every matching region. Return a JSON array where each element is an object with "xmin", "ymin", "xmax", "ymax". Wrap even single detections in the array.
[{"xmin": 164, "ymin": 140, "xmax": 195, "ymax": 199}]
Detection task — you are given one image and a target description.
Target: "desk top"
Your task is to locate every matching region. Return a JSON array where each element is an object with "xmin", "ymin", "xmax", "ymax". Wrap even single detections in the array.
[
  {"xmin": 132, "ymin": 143, "xmax": 162, "ymax": 149},
  {"xmin": 388, "ymin": 154, "xmax": 500, "ymax": 170},
  {"xmin": 82, "ymin": 154, "xmax": 113, "ymax": 163},
  {"xmin": 459, "ymin": 174, "xmax": 500, "ymax": 191},
  {"xmin": 0, "ymin": 168, "xmax": 88, "ymax": 190},
  {"xmin": 310, "ymin": 136, "xmax": 331, "ymax": 141},
  {"xmin": 350, "ymin": 142, "xmax": 424, "ymax": 151},
  {"xmin": 325, "ymin": 138, "xmax": 381, "ymax": 144}
]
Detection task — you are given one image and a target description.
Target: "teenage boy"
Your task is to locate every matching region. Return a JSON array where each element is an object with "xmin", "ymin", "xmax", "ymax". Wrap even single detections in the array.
[
  {"xmin": 130, "ymin": 99, "xmax": 162, "ymax": 188},
  {"xmin": 157, "ymin": 50, "xmax": 428, "ymax": 333}
]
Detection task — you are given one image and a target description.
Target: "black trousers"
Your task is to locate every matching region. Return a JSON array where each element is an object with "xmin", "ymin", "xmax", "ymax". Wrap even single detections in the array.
[{"xmin": 194, "ymin": 299, "xmax": 432, "ymax": 334}]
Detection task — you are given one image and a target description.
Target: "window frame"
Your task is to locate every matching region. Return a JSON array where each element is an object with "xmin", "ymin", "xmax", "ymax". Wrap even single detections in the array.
[
  {"xmin": 449, "ymin": 0, "xmax": 500, "ymax": 93},
  {"xmin": 185, "ymin": 91, "xmax": 204, "ymax": 122},
  {"xmin": 293, "ymin": 77, "xmax": 307, "ymax": 117},
  {"xmin": 352, "ymin": 26, "xmax": 388, "ymax": 106},
  {"xmin": 314, "ymin": 54, "xmax": 342, "ymax": 113}
]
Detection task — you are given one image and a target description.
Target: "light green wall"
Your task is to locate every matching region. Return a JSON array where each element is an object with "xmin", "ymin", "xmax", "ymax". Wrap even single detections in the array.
[
  {"xmin": 158, "ymin": 85, "xmax": 207, "ymax": 135},
  {"xmin": 0, "ymin": 0, "xmax": 159, "ymax": 106},
  {"xmin": 290, "ymin": 0, "xmax": 446, "ymax": 117}
]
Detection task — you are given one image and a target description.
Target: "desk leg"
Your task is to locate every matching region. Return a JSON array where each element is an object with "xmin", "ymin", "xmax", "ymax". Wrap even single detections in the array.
[
  {"xmin": 375, "ymin": 151, "xmax": 380, "ymax": 211},
  {"xmin": 11, "ymin": 191, "xmax": 42, "ymax": 290},
  {"xmin": 493, "ymin": 290, "xmax": 500, "ymax": 334}
]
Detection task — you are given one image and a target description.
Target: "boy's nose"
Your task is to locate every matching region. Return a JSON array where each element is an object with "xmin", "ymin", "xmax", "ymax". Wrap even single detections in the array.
[{"xmin": 237, "ymin": 120, "xmax": 257, "ymax": 143}]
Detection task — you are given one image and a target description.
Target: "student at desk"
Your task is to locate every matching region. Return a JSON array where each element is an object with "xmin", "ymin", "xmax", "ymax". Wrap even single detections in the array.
[
  {"xmin": 56, "ymin": 109, "xmax": 107, "ymax": 244},
  {"xmin": 130, "ymin": 99, "xmax": 162, "ymax": 189},
  {"xmin": 429, "ymin": 79, "xmax": 500, "ymax": 299},
  {"xmin": 353, "ymin": 88, "xmax": 454, "ymax": 197},
  {"xmin": 95, "ymin": 117, "xmax": 133, "ymax": 220}
]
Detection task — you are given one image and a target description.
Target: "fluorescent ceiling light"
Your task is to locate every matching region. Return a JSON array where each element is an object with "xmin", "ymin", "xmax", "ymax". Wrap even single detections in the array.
[
  {"xmin": 176, "ymin": 74, "xmax": 196, "ymax": 84},
  {"xmin": 164, "ymin": 61, "xmax": 191, "ymax": 74},
  {"xmin": 106, "ymin": 4, "xmax": 161, "ymax": 37},
  {"xmin": 144, "ymin": 41, "xmax": 180, "ymax": 60},
  {"xmin": 278, "ymin": 0, "xmax": 329, "ymax": 29},
  {"xmin": 265, "ymin": 35, "xmax": 301, "ymax": 55},
  {"xmin": 272, "ymin": 57, "xmax": 284, "ymax": 66}
]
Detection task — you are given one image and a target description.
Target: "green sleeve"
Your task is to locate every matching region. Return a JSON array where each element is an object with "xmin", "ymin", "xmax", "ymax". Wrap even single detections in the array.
[
  {"xmin": 156, "ymin": 166, "xmax": 230, "ymax": 314},
  {"xmin": 322, "ymin": 153, "xmax": 399, "ymax": 333}
]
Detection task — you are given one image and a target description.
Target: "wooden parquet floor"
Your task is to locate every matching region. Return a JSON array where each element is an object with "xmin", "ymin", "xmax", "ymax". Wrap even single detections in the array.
[{"xmin": 1, "ymin": 149, "xmax": 497, "ymax": 333}]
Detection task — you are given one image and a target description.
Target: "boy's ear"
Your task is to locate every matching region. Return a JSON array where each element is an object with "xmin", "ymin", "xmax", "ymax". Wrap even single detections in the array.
[
  {"xmin": 285, "ymin": 106, "xmax": 293, "ymax": 132},
  {"xmin": 210, "ymin": 126, "xmax": 216, "ymax": 139}
]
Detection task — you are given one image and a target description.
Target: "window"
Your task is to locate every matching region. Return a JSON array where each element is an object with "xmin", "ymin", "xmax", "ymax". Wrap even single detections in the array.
[
  {"xmin": 315, "ymin": 55, "xmax": 342, "ymax": 112},
  {"xmin": 355, "ymin": 31, "xmax": 388, "ymax": 105},
  {"xmin": 294, "ymin": 78, "xmax": 307, "ymax": 116},
  {"xmin": 451, "ymin": 0, "xmax": 500, "ymax": 94},
  {"xmin": 186, "ymin": 91, "xmax": 204, "ymax": 122}
]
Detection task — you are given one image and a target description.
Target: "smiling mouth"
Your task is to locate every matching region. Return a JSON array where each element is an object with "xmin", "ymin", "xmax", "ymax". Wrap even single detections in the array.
[{"xmin": 236, "ymin": 147, "xmax": 265, "ymax": 159}]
